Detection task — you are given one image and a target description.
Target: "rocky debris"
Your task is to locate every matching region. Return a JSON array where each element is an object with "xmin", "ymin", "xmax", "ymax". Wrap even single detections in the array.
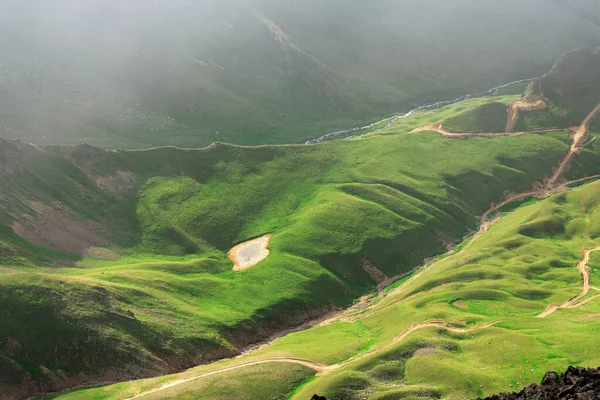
[{"xmin": 481, "ymin": 366, "xmax": 600, "ymax": 400}]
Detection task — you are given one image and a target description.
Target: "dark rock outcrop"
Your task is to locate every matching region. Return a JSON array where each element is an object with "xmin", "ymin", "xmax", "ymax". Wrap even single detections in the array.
[{"xmin": 481, "ymin": 366, "xmax": 600, "ymax": 400}]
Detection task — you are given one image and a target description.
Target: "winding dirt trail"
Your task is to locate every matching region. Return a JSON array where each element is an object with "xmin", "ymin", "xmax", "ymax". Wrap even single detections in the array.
[
  {"xmin": 505, "ymin": 99, "xmax": 547, "ymax": 132},
  {"xmin": 546, "ymin": 103, "xmax": 600, "ymax": 188},
  {"xmin": 326, "ymin": 320, "xmax": 503, "ymax": 372},
  {"xmin": 123, "ymin": 358, "xmax": 329, "ymax": 400},
  {"xmin": 333, "ymin": 103, "xmax": 600, "ymax": 324},
  {"xmin": 411, "ymin": 102, "xmax": 600, "ymax": 145},
  {"xmin": 538, "ymin": 246, "xmax": 600, "ymax": 318},
  {"xmin": 410, "ymin": 102, "xmax": 600, "ymax": 195},
  {"xmin": 410, "ymin": 123, "xmax": 563, "ymax": 138},
  {"xmin": 124, "ymin": 321, "xmax": 502, "ymax": 399}
]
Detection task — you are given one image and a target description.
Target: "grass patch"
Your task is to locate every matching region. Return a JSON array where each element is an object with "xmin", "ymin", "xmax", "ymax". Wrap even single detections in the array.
[{"xmin": 444, "ymin": 102, "xmax": 508, "ymax": 133}]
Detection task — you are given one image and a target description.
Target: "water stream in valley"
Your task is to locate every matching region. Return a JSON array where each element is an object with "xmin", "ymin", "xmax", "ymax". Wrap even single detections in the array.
[{"xmin": 304, "ymin": 78, "xmax": 533, "ymax": 144}]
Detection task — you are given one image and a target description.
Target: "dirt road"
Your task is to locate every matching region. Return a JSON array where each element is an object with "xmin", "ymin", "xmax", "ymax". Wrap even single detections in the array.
[
  {"xmin": 411, "ymin": 103, "xmax": 600, "ymax": 192},
  {"xmin": 546, "ymin": 103, "xmax": 600, "ymax": 187},
  {"xmin": 410, "ymin": 122, "xmax": 563, "ymax": 137},
  {"xmin": 124, "ymin": 320, "xmax": 502, "ymax": 399},
  {"xmin": 505, "ymin": 99, "xmax": 547, "ymax": 132},
  {"xmin": 538, "ymin": 246, "xmax": 600, "ymax": 318},
  {"xmin": 410, "ymin": 122, "xmax": 566, "ymax": 138},
  {"xmin": 123, "ymin": 358, "xmax": 329, "ymax": 400},
  {"xmin": 305, "ymin": 79, "xmax": 532, "ymax": 144},
  {"xmin": 411, "ymin": 102, "xmax": 600, "ymax": 145}
]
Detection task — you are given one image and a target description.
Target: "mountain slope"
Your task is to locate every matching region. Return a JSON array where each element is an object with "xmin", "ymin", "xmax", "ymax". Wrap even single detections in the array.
[
  {"xmin": 43, "ymin": 167, "xmax": 600, "ymax": 400},
  {"xmin": 1, "ymin": 50, "xmax": 600, "ymax": 399},
  {"xmin": 549, "ymin": 0, "xmax": 600, "ymax": 29},
  {"xmin": 0, "ymin": 128, "xmax": 574, "ymax": 399},
  {"xmin": 0, "ymin": 0, "xmax": 599, "ymax": 148}
]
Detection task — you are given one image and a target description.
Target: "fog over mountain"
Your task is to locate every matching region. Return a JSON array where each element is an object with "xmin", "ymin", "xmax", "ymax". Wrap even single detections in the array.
[{"xmin": 0, "ymin": 0, "xmax": 599, "ymax": 148}]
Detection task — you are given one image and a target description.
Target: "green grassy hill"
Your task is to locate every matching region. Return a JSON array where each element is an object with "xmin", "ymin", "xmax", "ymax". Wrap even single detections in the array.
[
  {"xmin": 1, "ymin": 48, "xmax": 599, "ymax": 399},
  {"xmin": 0, "ymin": 0, "xmax": 599, "ymax": 148},
  {"xmin": 42, "ymin": 170, "xmax": 600, "ymax": 400},
  {"xmin": 0, "ymin": 126, "xmax": 575, "ymax": 399},
  {"xmin": 295, "ymin": 180, "xmax": 600, "ymax": 400}
]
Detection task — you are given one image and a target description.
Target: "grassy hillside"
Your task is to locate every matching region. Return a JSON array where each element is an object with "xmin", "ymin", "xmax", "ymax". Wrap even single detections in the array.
[
  {"xmin": 295, "ymin": 180, "xmax": 600, "ymax": 399},
  {"xmin": 366, "ymin": 95, "xmax": 522, "ymax": 139},
  {"xmin": 516, "ymin": 48, "xmax": 600, "ymax": 131},
  {"xmin": 0, "ymin": 124, "xmax": 576, "ymax": 398},
  {"xmin": 0, "ymin": 0, "xmax": 599, "ymax": 148},
  {"xmin": 45, "ymin": 179, "xmax": 600, "ymax": 400},
  {"xmin": 443, "ymin": 102, "xmax": 508, "ymax": 133}
]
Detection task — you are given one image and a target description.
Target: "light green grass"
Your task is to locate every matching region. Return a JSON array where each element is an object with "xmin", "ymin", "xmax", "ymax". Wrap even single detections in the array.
[
  {"xmin": 291, "ymin": 180, "xmax": 600, "ymax": 399},
  {"xmin": 46, "ymin": 180, "xmax": 600, "ymax": 400},
  {"xmin": 41, "ymin": 363, "xmax": 313, "ymax": 400},
  {"xmin": 0, "ymin": 126, "xmax": 573, "ymax": 393},
  {"xmin": 4, "ymin": 49, "xmax": 600, "ymax": 395},
  {"xmin": 367, "ymin": 95, "xmax": 519, "ymax": 138}
]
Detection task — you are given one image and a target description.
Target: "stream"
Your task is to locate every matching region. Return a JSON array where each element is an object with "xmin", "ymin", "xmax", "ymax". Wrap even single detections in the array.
[{"xmin": 304, "ymin": 78, "xmax": 532, "ymax": 144}]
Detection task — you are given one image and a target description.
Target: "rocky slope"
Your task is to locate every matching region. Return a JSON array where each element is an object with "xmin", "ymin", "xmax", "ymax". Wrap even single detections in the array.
[{"xmin": 482, "ymin": 366, "xmax": 600, "ymax": 400}]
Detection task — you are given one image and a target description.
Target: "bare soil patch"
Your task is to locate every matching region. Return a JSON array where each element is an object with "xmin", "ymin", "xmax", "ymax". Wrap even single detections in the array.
[
  {"xmin": 95, "ymin": 171, "xmax": 137, "ymax": 194},
  {"xmin": 361, "ymin": 258, "xmax": 389, "ymax": 284},
  {"xmin": 453, "ymin": 300, "xmax": 468, "ymax": 309},
  {"xmin": 10, "ymin": 201, "xmax": 113, "ymax": 256}
]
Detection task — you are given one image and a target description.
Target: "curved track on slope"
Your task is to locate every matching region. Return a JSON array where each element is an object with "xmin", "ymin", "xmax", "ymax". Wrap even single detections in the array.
[
  {"xmin": 546, "ymin": 103, "xmax": 600, "ymax": 188},
  {"xmin": 538, "ymin": 246, "xmax": 600, "ymax": 318},
  {"xmin": 123, "ymin": 358, "xmax": 328, "ymax": 400},
  {"xmin": 410, "ymin": 123, "xmax": 563, "ymax": 137},
  {"xmin": 505, "ymin": 99, "xmax": 547, "ymax": 132},
  {"xmin": 124, "ymin": 321, "xmax": 502, "ymax": 399}
]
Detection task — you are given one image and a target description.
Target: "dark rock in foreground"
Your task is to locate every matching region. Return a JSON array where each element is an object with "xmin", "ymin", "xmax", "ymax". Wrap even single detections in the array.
[{"xmin": 481, "ymin": 366, "xmax": 600, "ymax": 400}]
